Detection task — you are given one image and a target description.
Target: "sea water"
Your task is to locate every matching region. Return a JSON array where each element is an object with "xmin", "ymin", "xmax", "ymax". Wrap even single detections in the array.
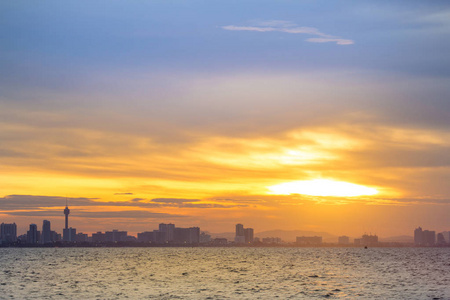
[{"xmin": 0, "ymin": 247, "xmax": 449, "ymax": 299}]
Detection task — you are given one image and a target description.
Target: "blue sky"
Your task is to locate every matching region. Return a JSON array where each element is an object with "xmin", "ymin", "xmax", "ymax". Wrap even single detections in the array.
[{"xmin": 2, "ymin": 1, "xmax": 450, "ymax": 75}]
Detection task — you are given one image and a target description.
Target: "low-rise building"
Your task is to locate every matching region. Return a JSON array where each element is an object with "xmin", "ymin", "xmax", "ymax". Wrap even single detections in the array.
[
  {"xmin": 262, "ymin": 237, "xmax": 282, "ymax": 244},
  {"xmin": 296, "ymin": 236, "xmax": 322, "ymax": 245},
  {"xmin": 338, "ymin": 236, "xmax": 350, "ymax": 245}
]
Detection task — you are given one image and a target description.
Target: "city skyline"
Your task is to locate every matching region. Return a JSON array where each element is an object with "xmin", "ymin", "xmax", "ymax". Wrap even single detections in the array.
[
  {"xmin": 1, "ymin": 194, "xmax": 449, "ymax": 238},
  {"xmin": 1, "ymin": 204, "xmax": 449, "ymax": 245},
  {"xmin": 2, "ymin": 217, "xmax": 450, "ymax": 246},
  {"xmin": 1, "ymin": 1, "xmax": 450, "ymax": 236}
]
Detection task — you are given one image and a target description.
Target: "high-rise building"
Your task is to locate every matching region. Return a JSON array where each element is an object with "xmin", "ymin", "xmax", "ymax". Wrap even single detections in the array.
[
  {"xmin": 437, "ymin": 233, "xmax": 446, "ymax": 245},
  {"xmin": 235, "ymin": 224, "xmax": 244, "ymax": 237},
  {"xmin": 159, "ymin": 223, "xmax": 175, "ymax": 243},
  {"xmin": 441, "ymin": 231, "xmax": 450, "ymax": 244},
  {"xmin": 244, "ymin": 228, "xmax": 254, "ymax": 243},
  {"xmin": 414, "ymin": 227, "xmax": 424, "ymax": 245},
  {"xmin": 0, "ymin": 223, "xmax": 17, "ymax": 243},
  {"xmin": 414, "ymin": 227, "xmax": 436, "ymax": 246},
  {"xmin": 235, "ymin": 224, "xmax": 253, "ymax": 244},
  {"xmin": 235, "ymin": 223, "xmax": 246, "ymax": 244},
  {"xmin": 27, "ymin": 224, "xmax": 39, "ymax": 244},
  {"xmin": 423, "ymin": 230, "xmax": 436, "ymax": 246},
  {"xmin": 41, "ymin": 220, "xmax": 52, "ymax": 244}
]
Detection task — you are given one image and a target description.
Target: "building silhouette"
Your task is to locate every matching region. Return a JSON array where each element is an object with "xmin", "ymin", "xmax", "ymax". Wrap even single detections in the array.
[
  {"xmin": 244, "ymin": 228, "xmax": 254, "ymax": 244},
  {"xmin": 159, "ymin": 223, "xmax": 175, "ymax": 243},
  {"xmin": 174, "ymin": 227, "xmax": 200, "ymax": 244},
  {"xmin": 64, "ymin": 203, "xmax": 70, "ymax": 229},
  {"xmin": 437, "ymin": 233, "xmax": 446, "ymax": 245},
  {"xmin": 262, "ymin": 237, "xmax": 282, "ymax": 244},
  {"xmin": 63, "ymin": 203, "xmax": 76, "ymax": 242},
  {"xmin": 235, "ymin": 224, "xmax": 253, "ymax": 244},
  {"xmin": 75, "ymin": 232, "xmax": 88, "ymax": 242},
  {"xmin": 414, "ymin": 227, "xmax": 435, "ymax": 246},
  {"xmin": 441, "ymin": 231, "xmax": 450, "ymax": 244},
  {"xmin": 414, "ymin": 227, "xmax": 423, "ymax": 245},
  {"xmin": 137, "ymin": 230, "xmax": 165, "ymax": 243},
  {"xmin": 105, "ymin": 230, "xmax": 127, "ymax": 242},
  {"xmin": 137, "ymin": 231, "xmax": 154, "ymax": 243},
  {"xmin": 362, "ymin": 234, "xmax": 378, "ymax": 245},
  {"xmin": 423, "ymin": 230, "xmax": 436, "ymax": 246},
  {"xmin": 92, "ymin": 230, "xmax": 128, "ymax": 243},
  {"xmin": 92, "ymin": 231, "xmax": 106, "ymax": 243},
  {"xmin": 338, "ymin": 236, "xmax": 350, "ymax": 244},
  {"xmin": 212, "ymin": 238, "xmax": 228, "ymax": 245},
  {"xmin": 0, "ymin": 223, "xmax": 17, "ymax": 243},
  {"xmin": 296, "ymin": 236, "xmax": 322, "ymax": 245},
  {"xmin": 26, "ymin": 224, "xmax": 39, "ymax": 244},
  {"xmin": 41, "ymin": 220, "xmax": 52, "ymax": 244},
  {"xmin": 52, "ymin": 230, "xmax": 61, "ymax": 242},
  {"xmin": 199, "ymin": 232, "xmax": 211, "ymax": 244},
  {"xmin": 137, "ymin": 223, "xmax": 200, "ymax": 244},
  {"xmin": 63, "ymin": 228, "xmax": 76, "ymax": 242},
  {"xmin": 236, "ymin": 224, "xmax": 244, "ymax": 236},
  {"xmin": 354, "ymin": 234, "xmax": 378, "ymax": 246}
]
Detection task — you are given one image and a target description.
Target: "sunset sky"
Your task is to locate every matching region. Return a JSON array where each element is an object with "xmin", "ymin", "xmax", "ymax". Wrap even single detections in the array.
[{"xmin": 1, "ymin": 1, "xmax": 450, "ymax": 237}]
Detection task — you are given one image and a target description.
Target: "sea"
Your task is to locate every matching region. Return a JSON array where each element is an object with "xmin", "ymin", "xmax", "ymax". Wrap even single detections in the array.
[{"xmin": 0, "ymin": 247, "xmax": 449, "ymax": 299}]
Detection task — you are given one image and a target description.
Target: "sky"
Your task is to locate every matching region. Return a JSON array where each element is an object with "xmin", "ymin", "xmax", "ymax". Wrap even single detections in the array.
[{"xmin": 1, "ymin": 0, "xmax": 450, "ymax": 238}]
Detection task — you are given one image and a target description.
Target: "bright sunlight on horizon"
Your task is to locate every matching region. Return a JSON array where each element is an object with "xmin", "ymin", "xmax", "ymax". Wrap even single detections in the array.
[{"xmin": 267, "ymin": 179, "xmax": 379, "ymax": 197}]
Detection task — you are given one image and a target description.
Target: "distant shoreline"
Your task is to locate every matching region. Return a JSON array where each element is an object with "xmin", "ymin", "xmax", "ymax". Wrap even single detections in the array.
[{"xmin": 1, "ymin": 242, "xmax": 449, "ymax": 248}]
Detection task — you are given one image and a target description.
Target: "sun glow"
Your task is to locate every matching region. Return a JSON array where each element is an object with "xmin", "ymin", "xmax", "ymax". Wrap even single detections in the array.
[{"xmin": 268, "ymin": 179, "xmax": 378, "ymax": 197}]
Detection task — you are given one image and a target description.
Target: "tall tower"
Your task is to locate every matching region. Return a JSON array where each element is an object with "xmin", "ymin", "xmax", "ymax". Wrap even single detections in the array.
[
  {"xmin": 63, "ymin": 200, "xmax": 76, "ymax": 242},
  {"xmin": 64, "ymin": 200, "xmax": 70, "ymax": 230}
]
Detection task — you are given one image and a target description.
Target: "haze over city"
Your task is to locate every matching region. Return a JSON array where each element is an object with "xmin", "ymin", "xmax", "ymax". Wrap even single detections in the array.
[{"xmin": 1, "ymin": 1, "xmax": 450, "ymax": 238}]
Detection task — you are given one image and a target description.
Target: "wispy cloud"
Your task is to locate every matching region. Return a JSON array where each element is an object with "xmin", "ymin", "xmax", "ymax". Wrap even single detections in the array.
[
  {"xmin": 222, "ymin": 20, "xmax": 354, "ymax": 45},
  {"xmin": 306, "ymin": 38, "xmax": 354, "ymax": 45}
]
